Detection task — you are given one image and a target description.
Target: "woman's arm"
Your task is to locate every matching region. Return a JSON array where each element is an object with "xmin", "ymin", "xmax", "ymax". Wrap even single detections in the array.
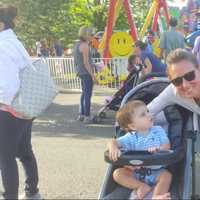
[
  {"xmin": 147, "ymin": 84, "xmax": 175, "ymax": 116},
  {"xmin": 142, "ymin": 57, "xmax": 152, "ymax": 75}
]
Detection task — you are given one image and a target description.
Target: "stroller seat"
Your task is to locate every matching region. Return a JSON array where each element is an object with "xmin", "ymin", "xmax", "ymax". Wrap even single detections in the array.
[{"xmin": 99, "ymin": 78, "xmax": 199, "ymax": 200}]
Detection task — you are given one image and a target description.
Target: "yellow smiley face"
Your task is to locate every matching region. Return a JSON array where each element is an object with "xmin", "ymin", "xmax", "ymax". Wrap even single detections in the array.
[{"xmin": 109, "ymin": 32, "xmax": 133, "ymax": 57}]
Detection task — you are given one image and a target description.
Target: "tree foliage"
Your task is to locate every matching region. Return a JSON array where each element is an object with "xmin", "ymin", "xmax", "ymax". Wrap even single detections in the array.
[{"xmin": 2, "ymin": 0, "xmax": 151, "ymax": 48}]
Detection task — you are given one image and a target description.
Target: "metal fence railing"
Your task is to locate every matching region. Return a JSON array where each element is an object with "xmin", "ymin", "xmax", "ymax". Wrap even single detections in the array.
[{"xmin": 32, "ymin": 57, "xmax": 129, "ymax": 90}]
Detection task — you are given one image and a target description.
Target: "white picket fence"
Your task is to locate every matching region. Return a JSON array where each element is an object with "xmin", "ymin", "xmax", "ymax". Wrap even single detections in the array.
[{"xmin": 32, "ymin": 57, "xmax": 129, "ymax": 90}]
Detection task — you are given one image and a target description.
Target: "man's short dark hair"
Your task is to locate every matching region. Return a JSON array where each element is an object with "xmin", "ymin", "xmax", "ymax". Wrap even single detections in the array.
[{"xmin": 169, "ymin": 17, "xmax": 177, "ymax": 27}]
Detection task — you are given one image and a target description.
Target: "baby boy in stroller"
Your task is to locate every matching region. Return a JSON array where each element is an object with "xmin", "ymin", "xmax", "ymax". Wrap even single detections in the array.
[
  {"xmin": 101, "ymin": 77, "xmax": 198, "ymax": 200},
  {"xmin": 108, "ymin": 100, "xmax": 171, "ymax": 200}
]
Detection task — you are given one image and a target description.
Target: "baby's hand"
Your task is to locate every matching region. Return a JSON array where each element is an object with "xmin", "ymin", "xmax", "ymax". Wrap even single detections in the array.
[
  {"xmin": 148, "ymin": 147, "xmax": 160, "ymax": 153},
  {"xmin": 108, "ymin": 145, "xmax": 121, "ymax": 162}
]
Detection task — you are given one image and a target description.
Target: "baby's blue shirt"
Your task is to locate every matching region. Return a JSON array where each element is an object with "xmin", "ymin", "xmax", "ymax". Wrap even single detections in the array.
[{"xmin": 117, "ymin": 126, "xmax": 169, "ymax": 152}]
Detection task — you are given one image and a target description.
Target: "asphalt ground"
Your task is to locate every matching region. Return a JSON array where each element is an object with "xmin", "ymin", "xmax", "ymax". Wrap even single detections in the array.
[{"xmin": 0, "ymin": 86, "xmax": 199, "ymax": 199}]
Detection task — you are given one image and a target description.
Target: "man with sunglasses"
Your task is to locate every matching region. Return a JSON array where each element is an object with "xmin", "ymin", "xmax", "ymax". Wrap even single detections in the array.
[{"xmin": 148, "ymin": 48, "xmax": 200, "ymax": 116}]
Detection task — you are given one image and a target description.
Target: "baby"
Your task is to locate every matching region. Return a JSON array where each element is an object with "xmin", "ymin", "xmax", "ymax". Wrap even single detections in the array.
[{"xmin": 108, "ymin": 100, "xmax": 172, "ymax": 200}]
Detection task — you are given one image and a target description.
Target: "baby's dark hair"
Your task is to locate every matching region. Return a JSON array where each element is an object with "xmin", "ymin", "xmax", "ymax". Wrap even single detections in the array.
[
  {"xmin": 116, "ymin": 100, "xmax": 146, "ymax": 131},
  {"xmin": 0, "ymin": 4, "xmax": 17, "ymax": 29}
]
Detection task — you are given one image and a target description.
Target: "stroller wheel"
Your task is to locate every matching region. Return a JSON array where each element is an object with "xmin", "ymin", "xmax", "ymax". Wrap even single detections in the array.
[
  {"xmin": 93, "ymin": 115, "xmax": 101, "ymax": 123},
  {"xmin": 99, "ymin": 112, "xmax": 106, "ymax": 118}
]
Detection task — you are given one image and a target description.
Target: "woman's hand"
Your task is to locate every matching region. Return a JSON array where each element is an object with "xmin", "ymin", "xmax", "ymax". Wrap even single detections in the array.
[{"xmin": 92, "ymin": 74, "xmax": 98, "ymax": 84}]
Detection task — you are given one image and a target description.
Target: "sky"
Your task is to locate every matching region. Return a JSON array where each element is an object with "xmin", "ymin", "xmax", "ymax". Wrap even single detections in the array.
[{"xmin": 167, "ymin": 0, "xmax": 188, "ymax": 9}]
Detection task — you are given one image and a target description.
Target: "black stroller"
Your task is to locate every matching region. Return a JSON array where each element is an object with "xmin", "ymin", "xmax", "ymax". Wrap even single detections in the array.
[
  {"xmin": 99, "ymin": 77, "xmax": 200, "ymax": 199},
  {"xmin": 93, "ymin": 64, "xmax": 143, "ymax": 123}
]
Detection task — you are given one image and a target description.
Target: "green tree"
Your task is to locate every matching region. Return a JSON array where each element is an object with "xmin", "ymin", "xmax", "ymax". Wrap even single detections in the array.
[{"xmin": 2, "ymin": 0, "xmax": 151, "ymax": 48}]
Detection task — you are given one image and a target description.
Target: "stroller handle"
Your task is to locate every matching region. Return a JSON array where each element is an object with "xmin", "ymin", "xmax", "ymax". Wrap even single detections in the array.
[
  {"xmin": 138, "ymin": 72, "xmax": 167, "ymax": 84},
  {"xmin": 104, "ymin": 148, "xmax": 184, "ymax": 166}
]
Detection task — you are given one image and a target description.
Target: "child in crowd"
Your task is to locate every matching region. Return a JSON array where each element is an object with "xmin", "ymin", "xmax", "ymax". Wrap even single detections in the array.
[{"xmin": 108, "ymin": 100, "xmax": 172, "ymax": 200}]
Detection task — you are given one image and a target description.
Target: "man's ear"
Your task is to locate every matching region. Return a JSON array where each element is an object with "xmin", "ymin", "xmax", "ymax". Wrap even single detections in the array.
[{"xmin": 0, "ymin": 22, "xmax": 5, "ymax": 31}]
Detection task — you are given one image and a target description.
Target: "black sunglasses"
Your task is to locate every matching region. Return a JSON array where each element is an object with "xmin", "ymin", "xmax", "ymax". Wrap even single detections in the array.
[{"xmin": 171, "ymin": 70, "xmax": 196, "ymax": 87}]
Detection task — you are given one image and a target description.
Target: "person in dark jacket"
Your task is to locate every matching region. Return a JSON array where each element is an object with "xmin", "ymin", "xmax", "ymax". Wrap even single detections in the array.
[{"xmin": 134, "ymin": 40, "xmax": 166, "ymax": 76}]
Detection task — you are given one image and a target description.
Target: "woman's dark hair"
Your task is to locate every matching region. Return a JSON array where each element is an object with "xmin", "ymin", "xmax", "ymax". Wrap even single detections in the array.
[
  {"xmin": 128, "ymin": 54, "xmax": 137, "ymax": 65},
  {"xmin": 134, "ymin": 40, "xmax": 147, "ymax": 50},
  {"xmin": 166, "ymin": 48, "xmax": 199, "ymax": 74},
  {"xmin": 0, "ymin": 4, "xmax": 17, "ymax": 29}
]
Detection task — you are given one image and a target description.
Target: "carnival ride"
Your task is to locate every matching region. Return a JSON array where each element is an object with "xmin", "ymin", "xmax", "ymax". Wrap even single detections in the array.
[
  {"xmin": 94, "ymin": 0, "xmax": 170, "ymax": 85},
  {"xmin": 99, "ymin": 0, "xmax": 170, "ymax": 59}
]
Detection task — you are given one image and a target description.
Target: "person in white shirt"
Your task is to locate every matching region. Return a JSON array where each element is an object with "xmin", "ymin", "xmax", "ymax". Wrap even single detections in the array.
[
  {"xmin": 36, "ymin": 40, "xmax": 41, "ymax": 57},
  {"xmin": 0, "ymin": 4, "xmax": 41, "ymax": 200},
  {"xmin": 148, "ymin": 48, "xmax": 200, "ymax": 116}
]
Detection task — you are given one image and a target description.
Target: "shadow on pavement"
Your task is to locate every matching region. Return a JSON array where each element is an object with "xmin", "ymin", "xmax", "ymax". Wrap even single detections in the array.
[{"xmin": 32, "ymin": 102, "xmax": 116, "ymax": 139}]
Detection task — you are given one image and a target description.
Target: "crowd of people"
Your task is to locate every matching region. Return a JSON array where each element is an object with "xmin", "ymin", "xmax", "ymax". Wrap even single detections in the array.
[{"xmin": 28, "ymin": 38, "xmax": 72, "ymax": 58}]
